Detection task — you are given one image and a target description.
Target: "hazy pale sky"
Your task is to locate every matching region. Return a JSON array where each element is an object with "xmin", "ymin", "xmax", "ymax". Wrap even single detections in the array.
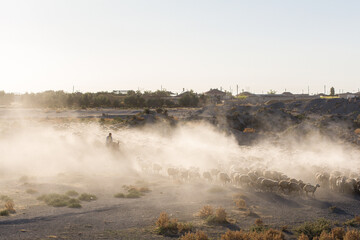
[{"xmin": 1, "ymin": 0, "xmax": 359, "ymax": 94}]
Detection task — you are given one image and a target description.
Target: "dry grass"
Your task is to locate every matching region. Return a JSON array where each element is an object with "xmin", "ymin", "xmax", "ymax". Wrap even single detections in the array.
[
  {"xmin": 205, "ymin": 207, "xmax": 228, "ymax": 224},
  {"xmin": 234, "ymin": 198, "xmax": 247, "ymax": 210},
  {"xmin": 198, "ymin": 205, "xmax": 214, "ymax": 218},
  {"xmin": 179, "ymin": 231, "xmax": 208, "ymax": 240},
  {"xmin": 243, "ymin": 128, "xmax": 256, "ymax": 133},
  {"xmin": 155, "ymin": 212, "xmax": 192, "ymax": 236},
  {"xmin": 344, "ymin": 216, "xmax": 360, "ymax": 227},
  {"xmin": 221, "ymin": 229, "xmax": 284, "ymax": 240},
  {"xmin": 298, "ymin": 233, "xmax": 310, "ymax": 240},
  {"xmin": 344, "ymin": 229, "xmax": 360, "ymax": 240},
  {"xmin": 5, "ymin": 201, "xmax": 15, "ymax": 213}
]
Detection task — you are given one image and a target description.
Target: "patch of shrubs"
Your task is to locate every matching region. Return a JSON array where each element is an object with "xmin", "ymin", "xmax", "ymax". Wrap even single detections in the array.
[
  {"xmin": 65, "ymin": 190, "xmax": 79, "ymax": 197},
  {"xmin": 344, "ymin": 216, "xmax": 360, "ymax": 227},
  {"xmin": 197, "ymin": 205, "xmax": 228, "ymax": 225},
  {"xmin": 37, "ymin": 193, "xmax": 83, "ymax": 208},
  {"xmin": 221, "ymin": 229, "xmax": 284, "ymax": 240},
  {"xmin": 78, "ymin": 193, "xmax": 97, "ymax": 202},
  {"xmin": 179, "ymin": 231, "xmax": 209, "ymax": 240},
  {"xmin": 114, "ymin": 185, "xmax": 150, "ymax": 199},
  {"xmin": 155, "ymin": 212, "xmax": 193, "ymax": 237},
  {"xmin": 295, "ymin": 218, "xmax": 332, "ymax": 239},
  {"xmin": 297, "ymin": 227, "xmax": 360, "ymax": 240}
]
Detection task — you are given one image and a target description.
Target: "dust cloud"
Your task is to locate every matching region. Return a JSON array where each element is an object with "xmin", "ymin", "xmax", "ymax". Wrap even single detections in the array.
[{"xmin": 0, "ymin": 118, "xmax": 358, "ymax": 184}]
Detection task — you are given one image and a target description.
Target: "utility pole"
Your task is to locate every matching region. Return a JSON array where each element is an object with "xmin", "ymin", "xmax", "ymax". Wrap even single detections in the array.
[
  {"xmin": 308, "ymin": 86, "xmax": 309, "ymax": 95},
  {"xmin": 236, "ymin": 85, "xmax": 238, "ymax": 95},
  {"xmin": 324, "ymin": 85, "xmax": 326, "ymax": 95}
]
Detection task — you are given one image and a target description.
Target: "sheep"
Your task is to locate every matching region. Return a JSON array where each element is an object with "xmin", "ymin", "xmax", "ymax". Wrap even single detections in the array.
[
  {"xmin": 210, "ymin": 169, "xmax": 220, "ymax": 178},
  {"xmin": 202, "ymin": 171, "xmax": 212, "ymax": 182},
  {"xmin": 235, "ymin": 174, "xmax": 252, "ymax": 186},
  {"xmin": 336, "ymin": 176, "xmax": 346, "ymax": 193},
  {"xmin": 248, "ymin": 171, "xmax": 258, "ymax": 182},
  {"xmin": 167, "ymin": 168, "xmax": 179, "ymax": 179},
  {"xmin": 303, "ymin": 184, "xmax": 320, "ymax": 197},
  {"xmin": 189, "ymin": 170, "xmax": 201, "ymax": 180},
  {"xmin": 344, "ymin": 178, "xmax": 356, "ymax": 194},
  {"xmin": 261, "ymin": 179, "xmax": 279, "ymax": 192},
  {"xmin": 180, "ymin": 169, "xmax": 189, "ymax": 181},
  {"xmin": 278, "ymin": 180, "xmax": 291, "ymax": 193},
  {"xmin": 289, "ymin": 182, "xmax": 302, "ymax": 195},
  {"xmin": 153, "ymin": 163, "xmax": 162, "ymax": 174},
  {"xmin": 315, "ymin": 172, "xmax": 330, "ymax": 188},
  {"xmin": 218, "ymin": 172, "xmax": 231, "ymax": 185}
]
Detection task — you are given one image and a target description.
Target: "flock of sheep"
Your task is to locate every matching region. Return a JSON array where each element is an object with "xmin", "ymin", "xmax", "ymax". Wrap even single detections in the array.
[{"xmin": 138, "ymin": 160, "xmax": 360, "ymax": 198}]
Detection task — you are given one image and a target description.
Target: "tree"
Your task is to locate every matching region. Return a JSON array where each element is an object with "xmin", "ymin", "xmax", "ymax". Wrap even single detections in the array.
[
  {"xmin": 179, "ymin": 91, "xmax": 199, "ymax": 107},
  {"xmin": 330, "ymin": 87, "xmax": 335, "ymax": 96},
  {"xmin": 267, "ymin": 89, "xmax": 276, "ymax": 94}
]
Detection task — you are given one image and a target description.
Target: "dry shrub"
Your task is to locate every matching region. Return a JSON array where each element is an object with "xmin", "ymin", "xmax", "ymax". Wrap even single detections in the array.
[
  {"xmin": 344, "ymin": 216, "xmax": 360, "ymax": 227},
  {"xmin": 255, "ymin": 218, "xmax": 263, "ymax": 226},
  {"xmin": 198, "ymin": 205, "xmax": 213, "ymax": 218},
  {"xmin": 205, "ymin": 207, "xmax": 228, "ymax": 224},
  {"xmin": 0, "ymin": 209, "xmax": 9, "ymax": 216},
  {"xmin": 331, "ymin": 227, "xmax": 345, "ymax": 239},
  {"xmin": 221, "ymin": 230, "xmax": 249, "ymax": 240},
  {"xmin": 298, "ymin": 233, "xmax": 310, "ymax": 240},
  {"xmin": 235, "ymin": 199, "xmax": 247, "ymax": 210},
  {"xmin": 5, "ymin": 201, "xmax": 15, "ymax": 213},
  {"xmin": 344, "ymin": 229, "xmax": 360, "ymax": 240},
  {"xmin": 317, "ymin": 231, "xmax": 332, "ymax": 240},
  {"xmin": 221, "ymin": 229, "xmax": 284, "ymax": 240},
  {"xmin": 179, "ymin": 231, "xmax": 208, "ymax": 240},
  {"xmin": 354, "ymin": 128, "xmax": 360, "ymax": 134},
  {"xmin": 155, "ymin": 212, "xmax": 192, "ymax": 236},
  {"xmin": 243, "ymin": 128, "xmax": 256, "ymax": 133},
  {"xmin": 263, "ymin": 229, "xmax": 285, "ymax": 240}
]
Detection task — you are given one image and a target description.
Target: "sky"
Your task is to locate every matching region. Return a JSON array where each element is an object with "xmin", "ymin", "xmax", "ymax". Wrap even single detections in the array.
[{"xmin": 0, "ymin": 0, "xmax": 359, "ymax": 94}]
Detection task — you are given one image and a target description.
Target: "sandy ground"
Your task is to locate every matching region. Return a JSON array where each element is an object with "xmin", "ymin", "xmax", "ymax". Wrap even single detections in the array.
[{"xmin": 1, "ymin": 173, "xmax": 360, "ymax": 240}]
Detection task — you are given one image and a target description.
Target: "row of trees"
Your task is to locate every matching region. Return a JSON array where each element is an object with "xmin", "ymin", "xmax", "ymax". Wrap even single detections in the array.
[{"xmin": 0, "ymin": 90, "xmax": 203, "ymax": 108}]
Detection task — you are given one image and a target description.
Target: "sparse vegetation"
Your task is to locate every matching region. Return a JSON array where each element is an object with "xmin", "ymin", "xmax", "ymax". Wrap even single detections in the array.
[
  {"xmin": 78, "ymin": 193, "xmax": 97, "ymax": 202},
  {"xmin": 5, "ymin": 201, "xmax": 16, "ymax": 213},
  {"xmin": 179, "ymin": 231, "xmax": 209, "ymax": 240},
  {"xmin": 114, "ymin": 185, "xmax": 151, "ymax": 199},
  {"xmin": 295, "ymin": 218, "xmax": 332, "ymax": 239},
  {"xmin": 221, "ymin": 229, "xmax": 284, "ymax": 240},
  {"xmin": 205, "ymin": 207, "xmax": 228, "ymax": 225},
  {"xmin": 198, "ymin": 205, "xmax": 213, "ymax": 218},
  {"xmin": 37, "ymin": 193, "xmax": 82, "ymax": 208},
  {"xmin": 65, "ymin": 190, "xmax": 79, "ymax": 197},
  {"xmin": 234, "ymin": 198, "xmax": 247, "ymax": 210},
  {"xmin": 344, "ymin": 216, "xmax": 360, "ymax": 227},
  {"xmin": 155, "ymin": 212, "xmax": 192, "ymax": 236},
  {"xmin": 0, "ymin": 210, "xmax": 9, "ymax": 216},
  {"xmin": 344, "ymin": 229, "xmax": 360, "ymax": 240}
]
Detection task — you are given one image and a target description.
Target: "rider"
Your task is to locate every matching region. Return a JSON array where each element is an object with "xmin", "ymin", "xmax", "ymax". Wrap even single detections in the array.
[{"xmin": 106, "ymin": 133, "xmax": 113, "ymax": 147}]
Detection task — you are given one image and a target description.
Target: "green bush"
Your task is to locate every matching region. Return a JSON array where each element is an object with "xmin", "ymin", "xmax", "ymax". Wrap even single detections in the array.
[
  {"xmin": 295, "ymin": 218, "xmax": 332, "ymax": 239},
  {"xmin": 78, "ymin": 193, "xmax": 97, "ymax": 202}
]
